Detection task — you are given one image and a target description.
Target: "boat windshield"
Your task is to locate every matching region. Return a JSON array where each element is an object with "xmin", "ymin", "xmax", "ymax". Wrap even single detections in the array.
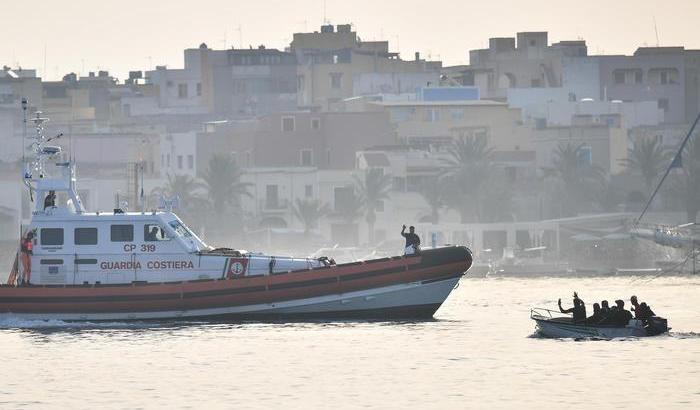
[{"xmin": 169, "ymin": 220, "xmax": 193, "ymax": 238}]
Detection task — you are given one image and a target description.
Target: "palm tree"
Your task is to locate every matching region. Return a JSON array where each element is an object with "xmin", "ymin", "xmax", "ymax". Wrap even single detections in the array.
[
  {"xmin": 418, "ymin": 178, "xmax": 445, "ymax": 224},
  {"xmin": 620, "ymin": 137, "xmax": 670, "ymax": 193},
  {"xmin": 353, "ymin": 168, "xmax": 392, "ymax": 243},
  {"xmin": 542, "ymin": 143, "xmax": 604, "ymax": 217},
  {"xmin": 668, "ymin": 139, "xmax": 700, "ymax": 222},
  {"xmin": 440, "ymin": 136, "xmax": 495, "ymax": 222},
  {"xmin": 292, "ymin": 198, "xmax": 330, "ymax": 234},
  {"xmin": 336, "ymin": 187, "xmax": 364, "ymax": 225},
  {"xmin": 150, "ymin": 173, "xmax": 208, "ymax": 225},
  {"xmin": 201, "ymin": 154, "xmax": 252, "ymax": 217}
]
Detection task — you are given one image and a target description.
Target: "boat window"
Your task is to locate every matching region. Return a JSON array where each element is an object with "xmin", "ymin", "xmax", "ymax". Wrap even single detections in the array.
[
  {"xmin": 168, "ymin": 220, "xmax": 193, "ymax": 238},
  {"xmin": 75, "ymin": 228, "xmax": 98, "ymax": 245},
  {"xmin": 144, "ymin": 224, "xmax": 170, "ymax": 242},
  {"xmin": 110, "ymin": 224, "xmax": 134, "ymax": 242},
  {"xmin": 40, "ymin": 228, "xmax": 64, "ymax": 246}
]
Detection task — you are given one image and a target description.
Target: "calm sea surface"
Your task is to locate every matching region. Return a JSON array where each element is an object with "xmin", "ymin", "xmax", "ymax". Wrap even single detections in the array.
[{"xmin": 1, "ymin": 275, "xmax": 698, "ymax": 409}]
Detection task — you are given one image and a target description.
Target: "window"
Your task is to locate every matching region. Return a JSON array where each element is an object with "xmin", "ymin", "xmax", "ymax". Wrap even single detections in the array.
[
  {"xmin": 266, "ymin": 185, "xmax": 279, "ymax": 209},
  {"xmin": 375, "ymin": 200, "xmax": 385, "ymax": 212},
  {"xmin": 177, "ymin": 155, "xmax": 183, "ymax": 169},
  {"xmin": 75, "ymin": 228, "xmax": 97, "ymax": 245},
  {"xmin": 634, "ymin": 71, "xmax": 643, "ymax": 84},
  {"xmin": 282, "ymin": 116, "xmax": 295, "ymax": 132},
  {"xmin": 423, "ymin": 108, "xmax": 440, "ymax": 122},
  {"xmin": 144, "ymin": 224, "xmax": 170, "ymax": 242},
  {"xmin": 658, "ymin": 98, "xmax": 669, "ymax": 113},
  {"xmin": 196, "ymin": 83, "xmax": 202, "ymax": 96},
  {"xmin": 334, "ymin": 186, "xmax": 355, "ymax": 213},
  {"xmin": 531, "ymin": 78, "xmax": 542, "ymax": 87},
  {"xmin": 169, "ymin": 220, "xmax": 193, "ymax": 237},
  {"xmin": 305, "ymin": 185, "xmax": 313, "ymax": 198},
  {"xmin": 178, "ymin": 83, "xmax": 188, "ymax": 98},
  {"xmin": 41, "ymin": 228, "xmax": 64, "ymax": 246},
  {"xmin": 330, "ymin": 72, "xmax": 343, "ymax": 89},
  {"xmin": 187, "ymin": 155, "xmax": 194, "ymax": 170},
  {"xmin": 577, "ymin": 146, "xmax": 593, "ymax": 168},
  {"xmin": 166, "ymin": 154, "xmax": 171, "ymax": 167},
  {"xmin": 326, "ymin": 149, "xmax": 331, "ymax": 165},
  {"xmin": 111, "ymin": 225, "xmax": 134, "ymax": 242},
  {"xmin": 300, "ymin": 149, "xmax": 313, "ymax": 166},
  {"xmin": 660, "ymin": 71, "xmax": 668, "ymax": 85},
  {"xmin": 450, "ymin": 109, "xmax": 464, "ymax": 120},
  {"xmin": 311, "ymin": 118, "xmax": 321, "ymax": 130},
  {"xmin": 614, "ymin": 71, "xmax": 626, "ymax": 84}
]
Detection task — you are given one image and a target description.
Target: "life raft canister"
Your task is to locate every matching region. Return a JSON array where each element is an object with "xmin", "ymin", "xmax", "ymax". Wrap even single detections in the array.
[{"xmin": 227, "ymin": 257, "xmax": 248, "ymax": 279}]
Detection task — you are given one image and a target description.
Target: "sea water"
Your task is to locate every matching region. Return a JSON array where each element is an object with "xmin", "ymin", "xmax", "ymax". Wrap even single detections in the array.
[{"xmin": 0, "ymin": 275, "xmax": 698, "ymax": 409}]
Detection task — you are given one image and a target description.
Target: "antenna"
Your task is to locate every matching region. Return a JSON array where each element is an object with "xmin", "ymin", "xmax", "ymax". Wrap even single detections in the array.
[
  {"xmin": 323, "ymin": 0, "xmax": 327, "ymax": 24},
  {"xmin": 653, "ymin": 16, "xmax": 660, "ymax": 47}
]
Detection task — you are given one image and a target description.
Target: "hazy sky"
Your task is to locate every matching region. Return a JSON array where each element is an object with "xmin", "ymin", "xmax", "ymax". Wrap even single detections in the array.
[{"xmin": 2, "ymin": 0, "xmax": 699, "ymax": 81}]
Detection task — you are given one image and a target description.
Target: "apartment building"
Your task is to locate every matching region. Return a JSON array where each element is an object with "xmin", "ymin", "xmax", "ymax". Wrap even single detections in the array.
[{"xmin": 291, "ymin": 24, "xmax": 441, "ymax": 110}]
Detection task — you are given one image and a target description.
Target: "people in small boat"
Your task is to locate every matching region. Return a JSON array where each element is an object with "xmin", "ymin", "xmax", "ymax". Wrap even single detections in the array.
[
  {"xmin": 43, "ymin": 190, "xmax": 56, "ymax": 210},
  {"xmin": 614, "ymin": 299, "xmax": 633, "ymax": 326},
  {"xmin": 630, "ymin": 295, "xmax": 641, "ymax": 318},
  {"xmin": 586, "ymin": 302, "xmax": 603, "ymax": 324},
  {"xmin": 638, "ymin": 302, "xmax": 656, "ymax": 320},
  {"xmin": 558, "ymin": 292, "xmax": 587, "ymax": 323},
  {"xmin": 20, "ymin": 231, "xmax": 34, "ymax": 286},
  {"xmin": 401, "ymin": 225, "xmax": 421, "ymax": 255}
]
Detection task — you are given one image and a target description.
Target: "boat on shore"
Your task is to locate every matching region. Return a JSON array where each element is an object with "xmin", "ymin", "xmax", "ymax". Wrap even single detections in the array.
[
  {"xmin": 0, "ymin": 108, "xmax": 472, "ymax": 322},
  {"xmin": 530, "ymin": 308, "xmax": 669, "ymax": 338}
]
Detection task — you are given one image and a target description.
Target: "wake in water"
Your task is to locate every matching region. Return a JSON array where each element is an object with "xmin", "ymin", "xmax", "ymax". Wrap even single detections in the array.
[{"xmin": 0, "ymin": 316, "xmax": 194, "ymax": 330}]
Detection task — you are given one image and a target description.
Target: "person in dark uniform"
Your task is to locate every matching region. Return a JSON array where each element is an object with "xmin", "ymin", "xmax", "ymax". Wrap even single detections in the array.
[
  {"xmin": 44, "ymin": 190, "xmax": 56, "ymax": 210},
  {"xmin": 401, "ymin": 225, "xmax": 421, "ymax": 255},
  {"xmin": 614, "ymin": 299, "xmax": 633, "ymax": 326},
  {"xmin": 586, "ymin": 302, "xmax": 603, "ymax": 324},
  {"xmin": 558, "ymin": 292, "xmax": 587, "ymax": 323}
]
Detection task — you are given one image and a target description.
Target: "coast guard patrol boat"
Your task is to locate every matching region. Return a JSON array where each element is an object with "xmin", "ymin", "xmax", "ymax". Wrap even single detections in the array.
[{"xmin": 1, "ymin": 108, "xmax": 472, "ymax": 321}]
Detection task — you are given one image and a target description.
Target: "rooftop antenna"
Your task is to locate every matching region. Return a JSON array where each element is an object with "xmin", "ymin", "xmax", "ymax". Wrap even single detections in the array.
[
  {"xmin": 43, "ymin": 44, "xmax": 47, "ymax": 79},
  {"xmin": 236, "ymin": 25, "xmax": 243, "ymax": 49},
  {"xmin": 653, "ymin": 16, "xmax": 660, "ymax": 47}
]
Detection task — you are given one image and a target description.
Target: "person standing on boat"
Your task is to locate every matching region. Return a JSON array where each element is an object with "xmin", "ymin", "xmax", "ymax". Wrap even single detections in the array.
[
  {"xmin": 20, "ymin": 231, "xmax": 34, "ymax": 286},
  {"xmin": 401, "ymin": 225, "xmax": 421, "ymax": 255},
  {"xmin": 44, "ymin": 190, "xmax": 56, "ymax": 210},
  {"xmin": 558, "ymin": 292, "xmax": 586, "ymax": 323}
]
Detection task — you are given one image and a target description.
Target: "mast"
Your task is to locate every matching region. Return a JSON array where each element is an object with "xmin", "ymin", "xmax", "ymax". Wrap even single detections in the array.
[{"xmin": 636, "ymin": 112, "xmax": 700, "ymax": 225}]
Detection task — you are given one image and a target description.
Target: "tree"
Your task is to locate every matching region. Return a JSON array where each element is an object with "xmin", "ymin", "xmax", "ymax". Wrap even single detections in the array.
[
  {"xmin": 418, "ymin": 178, "xmax": 445, "ymax": 224},
  {"xmin": 353, "ymin": 168, "xmax": 392, "ymax": 244},
  {"xmin": 620, "ymin": 137, "xmax": 670, "ymax": 193},
  {"xmin": 668, "ymin": 139, "xmax": 700, "ymax": 222},
  {"xmin": 150, "ymin": 173, "xmax": 208, "ymax": 226},
  {"xmin": 292, "ymin": 198, "xmax": 330, "ymax": 234},
  {"xmin": 440, "ymin": 136, "xmax": 495, "ymax": 222},
  {"xmin": 201, "ymin": 154, "xmax": 252, "ymax": 218},
  {"xmin": 542, "ymin": 143, "xmax": 604, "ymax": 217},
  {"xmin": 336, "ymin": 187, "xmax": 364, "ymax": 224}
]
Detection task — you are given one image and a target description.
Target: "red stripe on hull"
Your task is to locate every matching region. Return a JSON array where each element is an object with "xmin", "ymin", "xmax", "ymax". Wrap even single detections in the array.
[{"xmin": 0, "ymin": 249, "xmax": 471, "ymax": 314}]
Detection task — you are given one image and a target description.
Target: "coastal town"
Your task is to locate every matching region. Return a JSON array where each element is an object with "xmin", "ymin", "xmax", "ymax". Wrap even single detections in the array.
[{"xmin": 2, "ymin": 24, "xmax": 699, "ymax": 273}]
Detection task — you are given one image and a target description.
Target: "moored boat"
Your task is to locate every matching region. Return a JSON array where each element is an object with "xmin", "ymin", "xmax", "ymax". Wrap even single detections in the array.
[
  {"xmin": 530, "ymin": 308, "xmax": 669, "ymax": 338},
  {"xmin": 1, "ymin": 107, "xmax": 472, "ymax": 322}
]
